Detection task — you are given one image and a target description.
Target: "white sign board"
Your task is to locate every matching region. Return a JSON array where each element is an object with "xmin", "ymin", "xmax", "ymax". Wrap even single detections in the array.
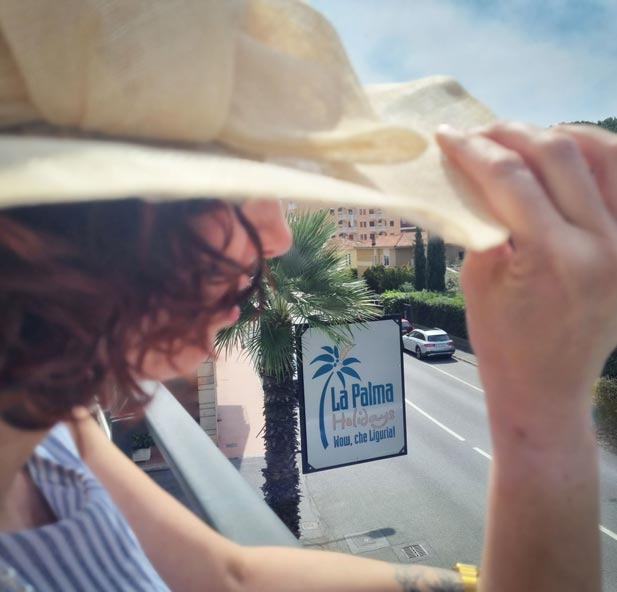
[{"xmin": 299, "ymin": 318, "xmax": 407, "ymax": 473}]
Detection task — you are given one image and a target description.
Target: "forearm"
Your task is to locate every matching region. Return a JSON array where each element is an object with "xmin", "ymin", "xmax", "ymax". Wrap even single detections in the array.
[
  {"xmin": 480, "ymin": 384, "xmax": 600, "ymax": 592},
  {"xmin": 71, "ymin": 415, "xmax": 242, "ymax": 592},
  {"xmin": 242, "ymin": 546, "xmax": 464, "ymax": 592},
  {"xmin": 74, "ymin": 415, "xmax": 465, "ymax": 592}
]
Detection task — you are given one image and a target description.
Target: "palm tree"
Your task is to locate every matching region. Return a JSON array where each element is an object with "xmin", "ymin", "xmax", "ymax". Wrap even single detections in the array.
[{"xmin": 216, "ymin": 210, "xmax": 377, "ymax": 536}]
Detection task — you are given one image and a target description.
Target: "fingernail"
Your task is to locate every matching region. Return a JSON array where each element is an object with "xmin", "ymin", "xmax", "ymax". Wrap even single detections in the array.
[{"xmin": 436, "ymin": 123, "xmax": 463, "ymax": 139}]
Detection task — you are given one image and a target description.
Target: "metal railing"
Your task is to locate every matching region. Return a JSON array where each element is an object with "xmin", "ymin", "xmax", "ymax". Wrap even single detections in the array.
[{"xmin": 141, "ymin": 381, "xmax": 299, "ymax": 547}]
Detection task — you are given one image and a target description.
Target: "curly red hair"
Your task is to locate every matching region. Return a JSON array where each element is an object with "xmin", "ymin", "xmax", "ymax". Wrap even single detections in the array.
[{"xmin": 0, "ymin": 198, "xmax": 263, "ymax": 429}]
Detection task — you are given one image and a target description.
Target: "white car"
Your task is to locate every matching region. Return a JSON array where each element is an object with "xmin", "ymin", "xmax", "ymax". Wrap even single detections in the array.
[{"xmin": 402, "ymin": 328, "xmax": 455, "ymax": 360}]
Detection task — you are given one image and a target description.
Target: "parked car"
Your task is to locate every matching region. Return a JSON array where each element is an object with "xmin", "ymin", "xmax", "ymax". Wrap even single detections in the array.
[
  {"xmin": 400, "ymin": 319, "xmax": 413, "ymax": 335},
  {"xmin": 402, "ymin": 328, "xmax": 455, "ymax": 360}
]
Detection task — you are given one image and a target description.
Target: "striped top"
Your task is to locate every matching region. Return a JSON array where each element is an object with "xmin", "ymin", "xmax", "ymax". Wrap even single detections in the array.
[{"xmin": 0, "ymin": 424, "xmax": 170, "ymax": 591}]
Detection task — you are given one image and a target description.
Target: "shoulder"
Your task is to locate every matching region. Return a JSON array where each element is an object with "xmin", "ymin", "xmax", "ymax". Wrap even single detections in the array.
[{"xmin": 33, "ymin": 422, "xmax": 81, "ymax": 464}]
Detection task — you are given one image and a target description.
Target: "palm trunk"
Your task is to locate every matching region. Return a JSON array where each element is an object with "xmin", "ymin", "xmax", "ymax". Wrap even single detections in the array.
[{"xmin": 260, "ymin": 372, "xmax": 301, "ymax": 538}]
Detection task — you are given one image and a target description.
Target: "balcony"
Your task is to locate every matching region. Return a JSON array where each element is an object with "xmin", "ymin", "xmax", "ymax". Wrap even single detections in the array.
[{"xmin": 111, "ymin": 381, "xmax": 299, "ymax": 547}]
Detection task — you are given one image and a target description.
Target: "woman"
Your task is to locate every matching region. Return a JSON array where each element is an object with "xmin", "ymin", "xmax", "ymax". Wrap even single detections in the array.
[
  {"xmin": 1, "ymin": 0, "xmax": 616, "ymax": 590},
  {"xmin": 1, "ymin": 122, "xmax": 615, "ymax": 592}
]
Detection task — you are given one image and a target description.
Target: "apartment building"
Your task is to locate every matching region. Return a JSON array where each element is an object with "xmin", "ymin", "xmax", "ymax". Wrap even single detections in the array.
[
  {"xmin": 327, "ymin": 206, "xmax": 403, "ymax": 241},
  {"xmin": 285, "ymin": 201, "xmax": 402, "ymax": 242}
]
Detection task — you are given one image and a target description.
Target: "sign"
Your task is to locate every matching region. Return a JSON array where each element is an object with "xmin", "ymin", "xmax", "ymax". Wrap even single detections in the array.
[{"xmin": 298, "ymin": 317, "xmax": 407, "ymax": 473}]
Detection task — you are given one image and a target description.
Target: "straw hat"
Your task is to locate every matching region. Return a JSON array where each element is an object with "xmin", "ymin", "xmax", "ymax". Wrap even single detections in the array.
[{"xmin": 0, "ymin": 0, "xmax": 507, "ymax": 250}]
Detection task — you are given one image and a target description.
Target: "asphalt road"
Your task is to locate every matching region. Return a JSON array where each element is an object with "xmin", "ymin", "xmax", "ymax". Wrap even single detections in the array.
[{"xmin": 294, "ymin": 351, "xmax": 617, "ymax": 591}]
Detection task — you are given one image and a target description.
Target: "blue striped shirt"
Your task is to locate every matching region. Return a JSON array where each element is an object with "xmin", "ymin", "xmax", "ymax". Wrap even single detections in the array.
[{"xmin": 0, "ymin": 424, "xmax": 170, "ymax": 591}]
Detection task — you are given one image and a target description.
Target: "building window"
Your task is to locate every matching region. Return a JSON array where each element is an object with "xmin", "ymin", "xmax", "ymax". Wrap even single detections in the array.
[
  {"xmin": 390, "ymin": 220, "xmax": 394, "ymax": 226},
  {"xmin": 369, "ymin": 221, "xmax": 375, "ymax": 227},
  {"xmin": 349, "ymin": 234, "xmax": 354, "ymax": 240},
  {"xmin": 383, "ymin": 254, "xmax": 390, "ymax": 266},
  {"xmin": 369, "ymin": 208, "xmax": 375, "ymax": 214},
  {"xmin": 348, "ymin": 209, "xmax": 353, "ymax": 214},
  {"xmin": 329, "ymin": 208, "xmax": 335, "ymax": 214}
]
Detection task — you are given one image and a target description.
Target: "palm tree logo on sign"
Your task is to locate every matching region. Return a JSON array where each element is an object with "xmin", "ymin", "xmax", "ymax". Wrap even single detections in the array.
[{"xmin": 310, "ymin": 344, "xmax": 362, "ymax": 449}]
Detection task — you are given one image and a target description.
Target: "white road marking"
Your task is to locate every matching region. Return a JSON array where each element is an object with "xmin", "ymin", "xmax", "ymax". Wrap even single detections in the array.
[
  {"xmin": 407, "ymin": 357, "xmax": 617, "ymax": 544},
  {"xmin": 424, "ymin": 363, "xmax": 485, "ymax": 393},
  {"xmin": 405, "ymin": 400, "xmax": 466, "ymax": 441},
  {"xmin": 473, "ymin": 447, "xmax": 493, "ymax": 460},
  {"xmin": 469, "ymin": 456, "xmax": 617, "ymax": 543},
  {"xmin": 600, "ymin": 525, "xmax": 617, "ymax": 542}
]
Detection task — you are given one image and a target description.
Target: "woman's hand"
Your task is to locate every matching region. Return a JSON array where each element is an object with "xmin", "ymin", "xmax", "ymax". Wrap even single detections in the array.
[
  {"xmin": 437, "ymin": 122, "xmax": 617, "ymax": 444},
  {"xmin": 437, "ymin": 121, "xmax": 617, "ymax": 592}
]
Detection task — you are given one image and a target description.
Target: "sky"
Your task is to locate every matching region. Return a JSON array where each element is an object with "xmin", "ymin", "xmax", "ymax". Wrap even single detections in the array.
[{"xmin": 309, "ymin": 0, "xmax": 617, "ymax": 126}]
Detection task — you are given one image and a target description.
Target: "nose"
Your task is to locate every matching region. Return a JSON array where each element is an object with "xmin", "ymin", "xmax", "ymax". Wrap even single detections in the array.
[{"xmin": 240, "ymin": 199, "xmax": 292, "ymax": 258}]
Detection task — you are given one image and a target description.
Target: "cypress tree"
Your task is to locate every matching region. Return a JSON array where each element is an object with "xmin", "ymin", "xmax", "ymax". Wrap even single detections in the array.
[
  {"xmin": 413, "ymin": 227, "xmax": 426, "ymax": 291},
  {"xmin": 426, "ymin": 235, "xmax": 446, "ymax": 292}
]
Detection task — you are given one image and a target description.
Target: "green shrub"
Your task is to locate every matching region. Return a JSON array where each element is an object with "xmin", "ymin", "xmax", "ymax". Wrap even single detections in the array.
[
  {"xmin": 594, "ymin": 377, "xmax": 617, "ymax": 446},
  {"xmin": 363, "ymin": 264, "xmax": 414, "ymax": 294},
  {"xmin": 363, "ymin": 265, "xmax": 385, "ymax": 293},
  {"xmin": 445, "ymin": 270, "xmax": 461, "ymax": 293},
  {"xmin": 381, "ymin": 290, "xmax": 467, "ymax": 339},
  {"xmin": 131, "ymin": 431, "xmax": 155, "ymax": 450},
  {"xmin": 602, "ymin": 348, "xmax": 617, "ymax": 379}
]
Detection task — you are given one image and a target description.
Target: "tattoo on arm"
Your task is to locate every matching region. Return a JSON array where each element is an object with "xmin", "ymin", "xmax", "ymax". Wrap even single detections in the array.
[{"xmin": 394, "ymin": 566, "xmax": 464, "ymax": 592}]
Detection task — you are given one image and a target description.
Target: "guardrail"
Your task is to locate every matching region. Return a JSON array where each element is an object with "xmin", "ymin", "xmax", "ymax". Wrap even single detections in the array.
[{"xmin": 141, "ymin": 381, "xmax": 299, "ymax": 547}]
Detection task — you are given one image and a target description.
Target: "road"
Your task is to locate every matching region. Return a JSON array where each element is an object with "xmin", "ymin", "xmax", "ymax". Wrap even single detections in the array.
[{"xmin": 297, "ymin": 351, "xmax": 617, "ymax": 591}]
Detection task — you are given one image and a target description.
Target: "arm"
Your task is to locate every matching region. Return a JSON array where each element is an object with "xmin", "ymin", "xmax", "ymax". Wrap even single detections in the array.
[
  {"xmin": 71, "ymin": 413, "xmax": 464, "ymax": 592},
  {"xmin": 436, "ymin": 121, "xmax": 617, "ymax": 591}
]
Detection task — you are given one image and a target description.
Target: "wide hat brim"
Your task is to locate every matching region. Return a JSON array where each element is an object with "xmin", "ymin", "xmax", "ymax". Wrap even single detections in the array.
[
  {"xmin": 0, "ymin": 76, "xmax": 506, "ymax": 251},
  {"xmin": 0, "ymin": 0, "xmax": 507, "ymax": 250}
]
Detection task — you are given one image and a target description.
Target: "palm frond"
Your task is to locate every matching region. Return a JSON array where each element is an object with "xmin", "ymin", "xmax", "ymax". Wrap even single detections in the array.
[{"xmin": 214, "ymin": 209, "xmax": 378, "ymax": 381}]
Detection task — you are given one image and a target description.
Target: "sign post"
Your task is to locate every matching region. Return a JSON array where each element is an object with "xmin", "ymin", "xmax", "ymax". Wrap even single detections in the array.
[{"xmin": 298, "ymin": 317, "xmax": 407, "ymax": 473}]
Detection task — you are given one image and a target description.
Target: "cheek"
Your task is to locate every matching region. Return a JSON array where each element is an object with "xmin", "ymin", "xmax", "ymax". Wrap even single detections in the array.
[{"xmin": 241, "ymin": 199, "xmax": 292, "ymax": 258}]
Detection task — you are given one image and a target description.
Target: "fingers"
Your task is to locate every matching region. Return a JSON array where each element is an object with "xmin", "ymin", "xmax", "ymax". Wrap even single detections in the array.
[
  {"xmin": 478, "ymin": 122, "xmax": 611, "ymax": 234},
  {"xmin": 436, "ymin": 125, "xmax": 563, "ymax": 248},
  {"xmin": 460, "ymin": 243, "xmax": 511, "ymax": 297},
  {"xmin": 556, "ymin": 124, "xmax": 617, "ymax": 219}
]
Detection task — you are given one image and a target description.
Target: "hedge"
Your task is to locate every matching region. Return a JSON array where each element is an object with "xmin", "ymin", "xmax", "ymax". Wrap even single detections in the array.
[
  {"xmin": 603, "ymin": 348, "xmax": 617, "ymax": 379},
  {"xmin": 381, "ymin": 290, "xmax": 467, "ymax": 339},
  {"xmin": 380, "ymin": 290, "xmax": 617, "ymax": 375},
  {"xmin": 594, "ymin": 377, "xmax": 617, "ymax": 444}
]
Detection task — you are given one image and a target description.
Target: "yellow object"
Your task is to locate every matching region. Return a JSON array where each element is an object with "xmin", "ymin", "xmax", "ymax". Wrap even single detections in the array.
[{"xmin": 452, "ymin": 563, "xmax": 479, "ymax": 592}]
